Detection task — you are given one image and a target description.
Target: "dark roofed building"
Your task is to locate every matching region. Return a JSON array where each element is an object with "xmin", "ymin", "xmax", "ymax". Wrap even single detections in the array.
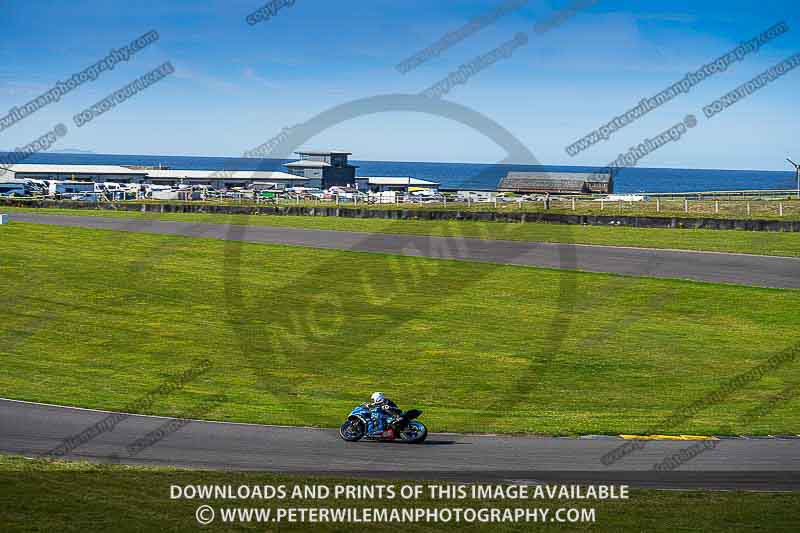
[
  {"xmin": 498, "ymin": 171, "xmax": 613, "ymax": 194},
  {"xmin": 284, "ymin": 150, "xmax": 357, "ymax": 188}
]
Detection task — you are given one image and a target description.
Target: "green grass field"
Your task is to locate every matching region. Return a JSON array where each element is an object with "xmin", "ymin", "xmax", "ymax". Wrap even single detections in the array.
[
  {"xmin": 1, "ymin": 454, "xmax": 798, "ymax": 532},
  {"xmin": 2, "ymin": 221, "xmax": 799, "ymax": 435},
  {"xmin": 3, "ymin": 205, "xmax": 800, "ymax": 257}
]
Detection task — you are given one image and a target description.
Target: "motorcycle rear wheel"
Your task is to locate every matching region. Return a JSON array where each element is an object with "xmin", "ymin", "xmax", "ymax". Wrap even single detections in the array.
[{"xmin": 398, "ymin": 421, "xmax": 427, "ymax": 444}]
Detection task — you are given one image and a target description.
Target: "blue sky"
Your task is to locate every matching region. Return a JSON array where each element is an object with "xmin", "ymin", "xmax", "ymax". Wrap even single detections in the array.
[{"xmin": 1, "ymin": 0, "xmax": 798, "ymax": 169}]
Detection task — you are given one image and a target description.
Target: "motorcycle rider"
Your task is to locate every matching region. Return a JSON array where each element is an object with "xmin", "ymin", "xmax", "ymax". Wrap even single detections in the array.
[{"xmin": 364, "ymin": 392, "xmax": 401, "ymax": 437}]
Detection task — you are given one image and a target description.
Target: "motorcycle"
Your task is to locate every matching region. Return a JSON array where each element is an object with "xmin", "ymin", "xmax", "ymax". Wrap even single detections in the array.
[{"xmin": 339, "ymin": 404, "xmax": 428, "ymax": 443}]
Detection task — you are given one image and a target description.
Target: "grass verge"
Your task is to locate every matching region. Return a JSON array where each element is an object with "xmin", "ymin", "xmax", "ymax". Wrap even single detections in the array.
[{"xmin": 0, "ymin": 454, "xmax": 798, "ymax": 532}]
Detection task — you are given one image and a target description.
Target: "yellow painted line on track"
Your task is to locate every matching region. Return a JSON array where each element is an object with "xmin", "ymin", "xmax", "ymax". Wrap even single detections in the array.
[{"xmin": 620, "ymin": 434, "xmax": 720, "ymax": 441}]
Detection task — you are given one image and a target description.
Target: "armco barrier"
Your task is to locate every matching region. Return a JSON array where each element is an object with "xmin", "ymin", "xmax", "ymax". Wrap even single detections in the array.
[{"xmin": 3, "ymin": 199, "xmax": 800, "ymax": 232}]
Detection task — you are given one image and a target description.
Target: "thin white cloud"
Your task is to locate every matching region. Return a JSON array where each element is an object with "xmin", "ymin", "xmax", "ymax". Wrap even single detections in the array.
[
  {"xmin": 171, "ymin": 62, "xmax": 241, "ymax": 93},
  {"xmin": 242, "ymin": 67, "xmax": 282, "ymax": 89}
]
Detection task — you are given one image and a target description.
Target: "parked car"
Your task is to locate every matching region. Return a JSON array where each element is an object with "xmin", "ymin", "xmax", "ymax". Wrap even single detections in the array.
[{"xmin": 66, "ymin": 192, "xmax": 101, "ymax": 202}]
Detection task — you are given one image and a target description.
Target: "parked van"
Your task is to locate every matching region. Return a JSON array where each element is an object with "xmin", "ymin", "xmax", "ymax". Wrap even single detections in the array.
[
  {"xmin": 49, "ymin": 181, "xmax": 95, "ymax": 196},
  {"xmin": 0, "ymin": 180, "xmax": 28, "ymax": 197}
]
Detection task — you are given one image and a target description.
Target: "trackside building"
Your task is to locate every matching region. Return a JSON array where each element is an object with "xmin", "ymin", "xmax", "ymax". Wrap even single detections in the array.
[
  {"xmin": 283, "ymin": 150, "xmax": 358, "ymax": 188},
  {"xmin": 498, "ymin": 171, "xmax": 614, "ymax": 194}
]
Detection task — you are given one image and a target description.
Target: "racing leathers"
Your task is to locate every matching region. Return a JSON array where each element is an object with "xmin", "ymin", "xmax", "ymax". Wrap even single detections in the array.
[{"xmin": 364, "ymin": 398, "xmax": 401, "ymax": 435}]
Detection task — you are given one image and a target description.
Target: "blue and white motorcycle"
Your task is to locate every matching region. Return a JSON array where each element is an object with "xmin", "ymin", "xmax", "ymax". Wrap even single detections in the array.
[{"xmin": 339, "ymin": 404, "xmax": 427, "ymax": 443}]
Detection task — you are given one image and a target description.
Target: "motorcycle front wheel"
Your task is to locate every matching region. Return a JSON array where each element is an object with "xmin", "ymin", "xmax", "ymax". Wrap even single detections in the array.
[
  {"xmin": 398, "ymin": 421, "xmax": 427, "ymax": 444},
  {"xmin": 339, "ymin": 419, "xmax": 366, "ymax": 442}
]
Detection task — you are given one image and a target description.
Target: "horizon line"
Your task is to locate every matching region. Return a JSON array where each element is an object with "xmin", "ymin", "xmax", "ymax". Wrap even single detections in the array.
[{"xmin": 1, "ymin": 149, "xmax": 796, "ymax": 175}]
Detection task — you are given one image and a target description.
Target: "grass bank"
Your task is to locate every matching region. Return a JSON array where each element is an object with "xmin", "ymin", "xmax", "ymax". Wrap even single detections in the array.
[
  {"xmin": 1, "ymin": 455, "xmax": 798, "ymax": 532},
  {"xmin": 3, "ymin": 205, "xmax": 800, "ymax": 257},
  {"xmin": 2, "ymin": 222, "xmax": 799, "ymax": 435}
]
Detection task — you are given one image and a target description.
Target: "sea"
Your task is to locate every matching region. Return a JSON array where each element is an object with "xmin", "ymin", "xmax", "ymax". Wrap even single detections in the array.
[{"xmin": 3, "ymin": 152, "xmax": 797, "ymax": 193}]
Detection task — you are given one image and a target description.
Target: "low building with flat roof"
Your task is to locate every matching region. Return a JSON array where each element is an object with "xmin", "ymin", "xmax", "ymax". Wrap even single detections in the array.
[
  {"xmin": 1, "ymin": 164, "xmax": 148, "ymax": 183},
  {"xmin": 0, "ymin": 164, "xmax": 308, "ymax": 189},
  {"xmin": 498, "ymin": 171, "xmax": 613, "ymax": 194}
]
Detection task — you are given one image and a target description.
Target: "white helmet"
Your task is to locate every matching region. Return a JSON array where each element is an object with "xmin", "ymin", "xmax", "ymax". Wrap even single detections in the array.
[{"xmin": 370, "ymin": 392, "xmax": 385, "ymax": 403}]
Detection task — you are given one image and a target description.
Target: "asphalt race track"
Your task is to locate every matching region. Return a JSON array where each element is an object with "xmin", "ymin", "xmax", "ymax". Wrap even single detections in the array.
[
  {"xmin": 1, "ymin": 399, "xmax": 799, "ymax": 490},
  {"xmin": 10, "ymin": 213, "xmax": 800, "ymax": 288}
]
